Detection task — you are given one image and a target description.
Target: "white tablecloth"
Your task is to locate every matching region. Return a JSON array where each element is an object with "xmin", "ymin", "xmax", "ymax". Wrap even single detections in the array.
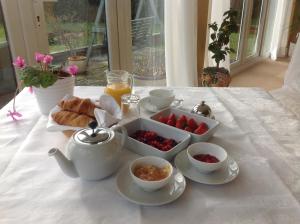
[{"xmin": 1, "ymin": 87, "xmax": 300, "ymax": 224}]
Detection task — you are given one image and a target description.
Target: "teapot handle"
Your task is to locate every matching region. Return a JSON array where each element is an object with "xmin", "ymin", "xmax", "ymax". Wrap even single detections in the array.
[{"xmin": 112, "ymin": 125, "xmax": 128, "ymax": 151}]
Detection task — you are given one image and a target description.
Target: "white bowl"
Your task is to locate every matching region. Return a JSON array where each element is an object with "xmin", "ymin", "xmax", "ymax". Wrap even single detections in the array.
[
  {"xmin": 122, "ymin": 118, "xmax": 191, "ymax": 161},
  {"xmin": 149, "ymin": 89, "xmax": 175, "ymax": 109},
  {"xmin": 187, "ymin": 142, "xmax": 227, "ymax": 173},
  {"xmin": 130, "ymin": 156, "xmax": 173, "ymax": 192}
]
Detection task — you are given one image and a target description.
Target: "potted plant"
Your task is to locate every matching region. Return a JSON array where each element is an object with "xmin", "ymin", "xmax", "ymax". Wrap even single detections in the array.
[
  {"xmin": 9, "ymin": 53, "xmax": 79, "ymax": 117},
  {"xmin": 201, "ymin": 9, "xmax": 239, "ymax": 87},
  {"xmin": 50, "ymin": 16, "xmax": 88, "ymax": 73}
]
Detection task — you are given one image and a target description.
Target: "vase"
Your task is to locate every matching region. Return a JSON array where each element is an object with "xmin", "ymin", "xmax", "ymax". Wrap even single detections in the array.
[
  {"xmin": 33, "ymin": 76, "xmax": 75, "ymax": 115},
  {"xmin": 68, "ymin": 56, "xmax": 87, "ymax": 73},
  {"xmin": 201, "ymin": 67, "xmax": 231, "ymax": 87}
]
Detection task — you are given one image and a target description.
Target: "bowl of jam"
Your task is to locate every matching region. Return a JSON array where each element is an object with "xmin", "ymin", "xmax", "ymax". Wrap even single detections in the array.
[
  {"xmin": 130, "ymin": 156, "xmax": 173, "ymax": 192},
  {"xmin": 187, "ymin": 142, "xmax": 227, "ymax": 173}
]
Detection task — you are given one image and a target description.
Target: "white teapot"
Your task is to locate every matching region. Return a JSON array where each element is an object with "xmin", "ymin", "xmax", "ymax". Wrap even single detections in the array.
[{"xmin": 48, "ymin": 121, "xmax": 127, "ymax": 181}]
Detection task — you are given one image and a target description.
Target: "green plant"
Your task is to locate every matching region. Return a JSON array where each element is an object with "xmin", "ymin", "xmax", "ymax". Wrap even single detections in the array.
[
  {"xmin": 208, "ymin": 9, "xmax": 239, "ymax": 69},
  {"xmin": 13, "ymin": 53, "xmax": 78, "ymax": 88}
]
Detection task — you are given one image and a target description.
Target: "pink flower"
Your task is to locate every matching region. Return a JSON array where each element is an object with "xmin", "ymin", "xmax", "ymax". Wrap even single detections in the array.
[
  {"xmin": 7, "ymin": 110, "xmax": 22, "ymax": 121},
  {"xmin": 35, "ymin": 52, "xmax": 45, "ymax": 63},
  {"xmin": 28, "ymin": 86, "xmax": 33, "ymax": 94},
  {"xmin": 13, "ymin": 56, "xmax": 26, "ymax": 69},
  {"xmin": 43, "ymin": 55, "xmax": 53, "ymax": 64},
  {"xmin": 66, "ymin": 65, "xmax": 79, "ymax": 76}
]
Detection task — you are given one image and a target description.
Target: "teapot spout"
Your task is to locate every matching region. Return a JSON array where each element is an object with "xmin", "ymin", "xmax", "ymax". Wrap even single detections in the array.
[{"xmin": 48, "ymin": 148, "xmax": 79, "ymax": 178}]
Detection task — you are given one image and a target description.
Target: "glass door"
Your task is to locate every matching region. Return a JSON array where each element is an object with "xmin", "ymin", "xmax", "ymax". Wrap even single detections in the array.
[
  {"xmin": 18, "ymin": 0, "xmax": 166, "ymax": 87},
  {"xmin": 0, "ymin": 4, "xmax": 17, "ymax": 108},
  {"xmin": 34, "ymin": 0, "xmax": 109, "ymax": 86},
  {"xmin": 230, "ymin": 0, "xmax": 267, "ymax": 69},
  {"xmin": 130, "ymin": 0, "xmax": 165, "ymax": 86}
]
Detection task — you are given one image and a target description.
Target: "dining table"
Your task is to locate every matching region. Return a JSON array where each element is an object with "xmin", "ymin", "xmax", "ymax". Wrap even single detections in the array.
[{"xmin": 1, "ymin": 86, "xmax": 300, "ymax": 224}]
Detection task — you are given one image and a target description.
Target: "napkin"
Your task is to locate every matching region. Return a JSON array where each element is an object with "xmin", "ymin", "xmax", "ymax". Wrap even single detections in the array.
[{"xmin": 46, "ymin": 94, "xmax": 122, "ymax": 131}]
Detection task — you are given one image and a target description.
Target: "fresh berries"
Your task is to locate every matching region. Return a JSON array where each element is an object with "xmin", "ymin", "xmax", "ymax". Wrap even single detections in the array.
[
  {"xmin": 193, "ymin": 154, "xmax": 219, "ymax": 163},
  {"xmin": 158, "ymin": 116, "xmax": 168, "ymax": 124},
  {"xmin": 167, "ymin": 119, "xmax": 176, "ymax": 127},
  {"xmin": 131, "ymin": 130, "xmax": 178, "ymax": 151},
  {"xmin": 168, "ymin": 113, "xmax": 176, "ymax": 121},
  {"xmin": 187, "ymin": 118, "xmax": 198, "ymax": 130},
  {"xmin": 157, "ymin": 114, "xmax": 209, "ymax": 135},
  {"xmin": 175, "ymin": 120, "xmax": 185, "ymax": 129},
  {"xmin": 184, "ymin": 126, "xmax": 193, "ymax": 132},
  {"xmin": 194, "ymin": 122, "xmax": 209, "ymax": 135}
]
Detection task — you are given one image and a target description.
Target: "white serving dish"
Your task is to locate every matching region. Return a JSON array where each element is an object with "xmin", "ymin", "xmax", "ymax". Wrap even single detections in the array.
[
  {"xmin": 151, "ymin": 107, "xmax": 220, "ymax": 143},
  {"xmin": 130, "ymin": 156, "xmax": 173, "ymax": 192},
  {"xmin": 187, "ymin": 142, "xmax": 228, "ymax": 173},
  {"xmin": 122, "ymin": 118, "xmax": 191, "ymax": 160}
]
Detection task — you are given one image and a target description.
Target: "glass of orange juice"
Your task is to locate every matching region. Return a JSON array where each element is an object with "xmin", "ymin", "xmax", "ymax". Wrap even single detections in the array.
[{"xmin": 104, "ymin": 70, "xmax": 133, "ymax": 105}]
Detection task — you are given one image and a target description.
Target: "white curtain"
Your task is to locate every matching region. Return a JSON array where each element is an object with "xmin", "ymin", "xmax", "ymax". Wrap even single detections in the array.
[
  {"xmin": 268, "ymin": 0, "xmax": 294, "ymax": 60},
  {"xmin": 164, "ymin": 0, "xmax": 198, "ymax": 87},
  {"xmin": 283, "ymin": 36, "xmax": 300, "ymax": 92},
  {"xmin": 269, "ymin": 37, "xmax": 300, "ymax": 118},
  {"xmin": 207, "ymin": 0, "xmax": 230, "ymax": 70}
]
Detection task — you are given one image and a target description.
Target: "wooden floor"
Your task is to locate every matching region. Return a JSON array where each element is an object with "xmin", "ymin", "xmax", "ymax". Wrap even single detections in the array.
[{"xmin": 230, "ymin": 58, "xmax": 289, "ymax": 91}]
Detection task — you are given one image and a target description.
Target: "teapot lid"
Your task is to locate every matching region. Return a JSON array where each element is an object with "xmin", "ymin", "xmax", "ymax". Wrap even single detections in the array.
[{"xmin": 73, "ymin": 121, "xmax": 111, "ymax": 145}]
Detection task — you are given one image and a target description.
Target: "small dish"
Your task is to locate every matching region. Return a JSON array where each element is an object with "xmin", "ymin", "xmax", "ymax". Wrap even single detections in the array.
[
  {"xmin": 130, "ymin": 156, "xmax": 173, "ymax": 192},
  {"xmin": 175, "ymin": 149, "xmax": 239, "ymax": 185},
  {"xmin": 121, "ymin": 118, "xmax": 191, "ymax": 160},
  {"xmin": 148, "ymin": 89, "xmax": 175, "ymax": 109},
  {"xmin": 138, "ymin": 97, "xmax": 162, "ymax": 113},
  {"xmin": 151, "ymin": 107, "xmax": 220, "ymax": 143},
  {"xmin": 116, "ymin": 164, "xmax": 186, "ymax": 206},
  {"xmin": 187, "ymin": 142, "xmax": 227, "ymax": 173}
]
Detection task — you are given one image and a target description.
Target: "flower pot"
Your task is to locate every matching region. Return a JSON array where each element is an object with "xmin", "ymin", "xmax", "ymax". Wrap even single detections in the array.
[
  {"xmin": 33, "ymin": 76, "xmax": 75, "ymax": 115},
  {"xmin": 68, "ymin": 56, "xmax": 87, "ymax": 73},
  {"xmin": 201, "ymin": 67, "xmax": 231, "ymax": 87}
]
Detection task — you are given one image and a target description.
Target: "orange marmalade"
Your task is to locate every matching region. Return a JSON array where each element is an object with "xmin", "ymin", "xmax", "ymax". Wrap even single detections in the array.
[{"xmin": 133, "ymin": 164, "xmax": 169, "ymax": 181}]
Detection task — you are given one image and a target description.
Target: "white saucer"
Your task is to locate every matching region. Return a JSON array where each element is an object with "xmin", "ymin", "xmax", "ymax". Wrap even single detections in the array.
[
  {"xmin": 138, "ymin": 97, "xmax": 167, "ymax": 113},
  {"xmin": 116, "ymin": 164, "xmax": 186, "ymax": 206},
  {"xmin": 174, "ymin": 150, "xmax": 239, "ymax": 185}
]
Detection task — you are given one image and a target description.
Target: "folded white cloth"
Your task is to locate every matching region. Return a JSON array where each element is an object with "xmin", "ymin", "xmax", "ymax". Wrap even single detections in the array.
[{"xmin": 47, "ymin": 94, "xmax": 121, "ymax": 131}]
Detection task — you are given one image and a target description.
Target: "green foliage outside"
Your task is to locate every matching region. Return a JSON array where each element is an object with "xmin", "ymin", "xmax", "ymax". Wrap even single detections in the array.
[
  {"xmin": 46, "ymin": 22, "xmax": 105, "ymax": 53},
  {"xmin": 0, "ymin": 24, "xmax": 6, "ymax": 43},
  {"xmin": 230, "ymin": 32, "xmax": 257, "ymax": 62}
]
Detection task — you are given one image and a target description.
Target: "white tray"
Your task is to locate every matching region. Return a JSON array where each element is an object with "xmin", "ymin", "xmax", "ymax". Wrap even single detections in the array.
[
  {"xmin": 151, "ymin": 107, "xmax": 220, "ymax": 143},
  {"xmin": 122, "ymin": 118, "xmax": 191, "ymax": 161}
]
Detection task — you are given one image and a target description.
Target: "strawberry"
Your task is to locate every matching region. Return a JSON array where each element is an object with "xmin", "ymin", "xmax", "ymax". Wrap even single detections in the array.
[
  {"xmin": 168, "ymin": 113, "xmax": 176, "ymax": 121},
  {"xmin": 176, "ymin": 120, "xmax": 185, "ymax": 129},
  {"xmin": 194, "ymin": 122, "xmax": 209, "ymax": 135},
  {"xmin": 187, "ymin": 118, "xmax": 198, "ymax": 130},
  {"xmin": 184, "ymin": 126, "xmax": 193, "ymax": 132},
  {"xmin": 167, "ymin": 119, "xmax": 176, "ymax": 127},
  {"xmin": 158, "ymin": 116, "xmax": 168, "ymax": 124},
  {"xmin": 178, "ymin": 115, "xmax": 187, "ymax": 126}
]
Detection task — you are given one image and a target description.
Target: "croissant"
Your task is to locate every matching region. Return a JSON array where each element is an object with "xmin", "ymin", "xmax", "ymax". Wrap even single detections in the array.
[
  {"xmin": 52, "ymin": 111, "xmax": 94, "ymax": 127},
  {"xmin": 59, "ymin": 97, "xmax": 97, "ymax": 117}
]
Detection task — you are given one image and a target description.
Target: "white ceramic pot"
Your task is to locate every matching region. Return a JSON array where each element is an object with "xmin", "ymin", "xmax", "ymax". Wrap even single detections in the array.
[
  {"xmin": 33, "ymin": 76, "xmax": 75, "ymax": 115},
  {"xmin": 68, "ymin": 56, "xmax": 87, "ymax": 73},
  {"xmin": 48, "ymin": 125, "xmax": 128, "ymax": 181}
]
